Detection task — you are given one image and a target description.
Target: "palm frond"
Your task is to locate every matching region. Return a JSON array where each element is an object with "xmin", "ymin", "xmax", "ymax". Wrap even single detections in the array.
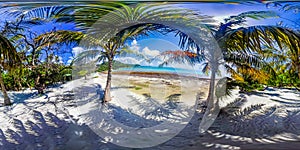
[
  {"xmin": 34, "ymin": 30, "xmax": 92, "ymax": 47},
  {"xmin": 73, "ymin": 50, "xmax": 103, "ymax": 64},
  {"xmin": 159, "ymin": 50, "xmax": 204, "ymax": 66},
  {"xmin": 76, "ymin": 3, "xmax": 214, "ymax": 47},
  {"xmin": 224, "ymin": 64, "xmax": 244, "ymax": 82},
  {"xmin": 220, "ymin": 96, "xmax": 245, "ymax": 115},
  {"xmin": 224, "ymin": 26, "xmax": 299, "ymax": 53},
  {"xmin": 62, "ymin": 2, "xmax": 134, "ymax": 27},
  {"xmin": 201, "ymin": 62, "xmax": 210, "ymax": 75},
  {"xmin": 224, "ymin": 11, "xmax": 278, "ymax": 25},
  {"xmin": 273, "ymin": 3, "xmax": 300, "ymax": 13},
  {"xmin": 0, "ymin": 34, "xmax": 21, "ymax": 69},
  {"xmin": 223, "ymin": 25, "xmax": 299, "ymax": 81},
  {"xmin": 0, "ymin": 3, "xmax": 74, "ymax": 21},
  {"xmin": 233, "ymin": 104, "xmax": 265, "ymax": 117}
]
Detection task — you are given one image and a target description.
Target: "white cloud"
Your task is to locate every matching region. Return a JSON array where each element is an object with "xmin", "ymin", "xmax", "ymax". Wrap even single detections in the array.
[
  {"xmin": 116, "ymin": 57, "xmax": 141, "ymax": 65},
  {"xmin": 213, "ymin": 15, "xmax": 242, "ymax": 29},
  {"xmin": 66, "ymin": 47, "xmax": 85, "ymax": 65},
  {"xmin": 142, "ymin": 47, "xmax": 160, "ymax": 57},
  {"xmin": 58, "ymin": 56, "xmax": 63, "ymax": 64},
  {"xmin": 141, "ymin": 58, "xmax": 163, "ymax": 66},
  {"xmin": 129, "ymin": 39, "xmax": 140, "ymax": 52},
  {"xmin": 51, "ymin": 56, "xmax": 64, "ymax": 64},
  {"xmin": 72, "ymin": 47, "xmax": 85, "ymax": 57},
  {"xmin": 67, "ymin": 58, "xmax": 73, "ymax": 65},
  {"xmin": 168, "ymin": 63, "xmax": 195, "ymax": 70},
  {"xmin": 119, "ymin": 40, "xmax": 163, "ymax": 66},
  {"xmin": 68, "ymin": 47, "xmax": 101, "ymax": 65},
  {"xmin": 132, "ymin": 39, "xmax": 137, "ymax": 45},
  {"xmin": 213, "ymin": 16, "xmax": 227, "ymax": 24}
]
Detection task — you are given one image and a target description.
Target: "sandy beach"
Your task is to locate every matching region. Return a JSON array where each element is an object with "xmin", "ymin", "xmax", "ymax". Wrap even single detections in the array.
[
  {"xmin": 1, "ymin": 1, "xmax": 300, "ymax": 149},
  {"xmin": 0, "ymin": 72, "xmax": 300, "ymax": 149}
]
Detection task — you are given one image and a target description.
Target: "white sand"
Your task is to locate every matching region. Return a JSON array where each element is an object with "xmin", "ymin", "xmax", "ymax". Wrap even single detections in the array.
[{"xmin": 0, "ymin": 73, "xmax": 299, "ymax": 149}]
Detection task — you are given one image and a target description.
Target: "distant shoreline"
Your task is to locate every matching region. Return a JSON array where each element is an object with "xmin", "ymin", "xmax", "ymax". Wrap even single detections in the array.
[{"xmin": 109, "ymin": 71, "xmax": 211, "ymax": 81}]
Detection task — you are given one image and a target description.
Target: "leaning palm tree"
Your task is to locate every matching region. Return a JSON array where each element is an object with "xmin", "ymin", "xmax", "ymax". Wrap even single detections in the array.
[
  {"xmin": 34, "ymin": 2, "xmax": 214, "ymax": 103},
  {"xmin": 159, "ymin": 10, "xmax": 300, "ymax": 133},
  {"xmin": 0, "ymin": 16, "xmax": 34, "ymax": 105},
  {"xmin": 35, "ymin": 26, "xmax": 160, "ymax": 103},
  {"xmin": 75, "ymin": 3, "xmax": 215, "ymax": 103},
  {"xmin": 0, "ymin": 34, "xmax": 20, "ymax": 106}
]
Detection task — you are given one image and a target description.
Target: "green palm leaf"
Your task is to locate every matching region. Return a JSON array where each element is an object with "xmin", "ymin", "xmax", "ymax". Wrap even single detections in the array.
[
  {"xmin": 224, "ymin": 11, "xmax": 278, "ymax": 24},
  {"xmin": 73, "ymin": 50, "xmax": 103, "ymax": 64},
  {"xmin": 34, "ymin": 30, "xmax": 90, "ymax": 47},
  {"xmin": 0, "ymin": 34, "xmax": 21, "ymax": 69}
]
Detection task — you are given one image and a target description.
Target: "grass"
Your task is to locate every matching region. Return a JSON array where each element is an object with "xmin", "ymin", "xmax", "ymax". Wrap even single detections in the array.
[{"xmin": 134, "ymin": 86, "xmax": 143, "ymax": 90}]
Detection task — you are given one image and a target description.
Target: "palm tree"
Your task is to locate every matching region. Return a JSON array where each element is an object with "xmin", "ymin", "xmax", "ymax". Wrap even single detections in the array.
[
  {"xmin": 159, "ymin": 10, "xmax": 300, "ymax": 133},
  {"xmin": 75, "ymin": 3, "xmax": 215, "ymax": 103},
  {"xmin": 0, "ymin": 16, "xmax": 38, "ymax": 105},
  {"xmin": 34, "ymin": 29, "xmax": 145, "ymax": 102},
  {"xmin": 33, "ymin": 2, "xmax": 214, "ymax": 103},
  {"xmin": 0, "ymin": 34, "xmax": 20, "ymax": 106}
]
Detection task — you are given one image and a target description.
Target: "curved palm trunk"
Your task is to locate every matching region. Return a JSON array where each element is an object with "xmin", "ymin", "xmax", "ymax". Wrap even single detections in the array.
[
  {"xmin": 103, "ymin": 59, "xmax": 113, "ymax": 103},
  {"xmin": 199, "ymin": 62, "xmax": 220, "ymax": 134},
  {"xmin": 0, "ymin": 71, "xmax": 11, "ymax": 106},
  {"xmin": 207, "ymin": 65, "xmax": 217, "ymax": 108}
]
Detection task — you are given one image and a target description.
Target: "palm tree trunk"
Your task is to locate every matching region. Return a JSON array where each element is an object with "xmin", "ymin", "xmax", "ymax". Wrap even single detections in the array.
[
  {"xmin": 206, "ymin": 63, "xmax": 217, "ymax": 109},
  {"xmin": 199, "ymin": 62, "xmax": 220, "ymax": 134},
  {"xmin": 0, "ymin": 71, "xmax": 11, "ymax": 106},
  {"xmin": 103, "ymin": 58, "xmax": 113, "ymax": 103},
  {"xmin": 35, "ymin": 74, "xmax": 44, "ymax": 94}
]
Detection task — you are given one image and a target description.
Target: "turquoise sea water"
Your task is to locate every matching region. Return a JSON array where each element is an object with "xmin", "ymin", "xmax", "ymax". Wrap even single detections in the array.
[{"xmin": 115, "ymin": 66, "xmax": 202, "ymax": 77}]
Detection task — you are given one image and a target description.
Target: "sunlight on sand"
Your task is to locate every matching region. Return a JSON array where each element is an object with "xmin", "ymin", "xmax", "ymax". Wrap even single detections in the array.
[{"xmin": 0, "ymin": 73, "xmax": 300, "ymax": 149}]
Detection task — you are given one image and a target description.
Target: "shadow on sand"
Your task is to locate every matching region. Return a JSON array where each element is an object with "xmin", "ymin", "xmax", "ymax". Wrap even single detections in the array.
[{"xmin": 1, "ymin": 85, "xmax": 300, "ymax": 149}]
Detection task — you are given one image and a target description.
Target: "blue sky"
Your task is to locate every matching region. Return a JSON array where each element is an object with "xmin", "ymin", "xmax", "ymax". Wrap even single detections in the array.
[
  {"xmin": 176, "ymin": 2, "xmax": 299, "ymax": 27},
  {"xmin": 1, "ymin": 2, "xmax": 299, "ymax": 68},
  {"xmin": 111, "ymin": 2, "xmax": 300, "ymax": 68}
]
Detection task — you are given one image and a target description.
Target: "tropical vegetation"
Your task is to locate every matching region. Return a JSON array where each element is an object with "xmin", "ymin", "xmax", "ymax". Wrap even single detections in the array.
[
  {"xmin": 18, "ymin": 3, "xmax": 214, "ymax": 103},
  {"xmin": 0, "ymin": 2, "xmax": 298, "ymax": 108},
  {"xmin": 156, "ymin": 9, "xmax": 299, "ymax": 133}
]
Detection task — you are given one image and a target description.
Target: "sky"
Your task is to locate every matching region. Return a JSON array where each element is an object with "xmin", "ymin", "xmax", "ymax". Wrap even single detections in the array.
[
  {"xmin": 1, "ymin": 2, "xmax": 299, "ymax": 71},
  {"xmin": 176, "ymin": 2, "xmax": 299, "ymax": 27},
  {"xmin": 110, "ymin": 2, "xmax": 299, "ymax": 69}
]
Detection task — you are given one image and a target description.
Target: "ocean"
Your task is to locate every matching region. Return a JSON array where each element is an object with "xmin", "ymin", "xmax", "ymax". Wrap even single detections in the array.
[{"xmin": 114, "ymin": 66, "xmax": 203, "ymax": 77}]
